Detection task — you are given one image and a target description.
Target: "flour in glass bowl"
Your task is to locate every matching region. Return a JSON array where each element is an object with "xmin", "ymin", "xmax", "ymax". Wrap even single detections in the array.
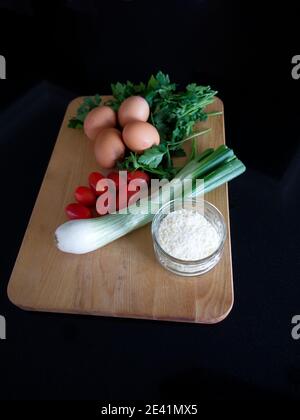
[{"xmin": 157, "ymin": 209, "xmax": 220, "ymax": 261}]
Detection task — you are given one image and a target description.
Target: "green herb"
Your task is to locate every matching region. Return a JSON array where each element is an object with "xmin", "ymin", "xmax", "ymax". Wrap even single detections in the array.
[
  {"xmin": 138, "ymin": 145, "xmax": 166, "ymax": 168},
  {"xmin": 68, "ymin": 94, "xmax": 102, "ymax": 128},
  {"xmin": 68, "ymin": 72, "xmax": 221, "ymax": 177}
]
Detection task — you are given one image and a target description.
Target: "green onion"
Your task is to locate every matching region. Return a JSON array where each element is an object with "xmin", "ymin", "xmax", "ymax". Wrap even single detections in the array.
[{"xmin": 55, "ymin": 146, "xmax": 246, "ymax": 254}]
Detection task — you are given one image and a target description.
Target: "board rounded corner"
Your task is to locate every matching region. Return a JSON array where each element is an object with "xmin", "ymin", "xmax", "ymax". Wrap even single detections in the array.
[
  {"xmin": 67, "ymin": 96, "xmax": 83, "ymax": 111},
  {"xmin": 7, "ymin": 282, "xmax": 26, "ymax": 311},
  {"xmin": 209, "ymin": 296, "xmax": 234, "ymax": 324},
  {"xmin": 214, "ymin": 96, "xmax": 224, "ymax": 110}
]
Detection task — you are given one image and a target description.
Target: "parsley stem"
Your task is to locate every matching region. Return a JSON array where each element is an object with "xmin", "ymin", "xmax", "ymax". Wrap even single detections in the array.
[
  {"xmin": 207, "ymin": 111, "xmax": 223, "ymax": 117},
  {"xmin": 139, "ymin": 165, "xmax": 168, "ymax": 177},
  {"xmin": 150, "ymin": 112, "xmax": 155, "ymax": 126},
  {"xmin": 166, "ymin": 146, "xmax": 172, "ymax": 168},
  {"xmin": 171, "ymin": 128, "xmax": 211, "ymax": 147},
  {"xmin": 179, "ymin": 99, "xmax": 215, "ymax": 118},
  {"xmin": 190, "ymin": 139, "xmax": 197, "ymax": 162}
]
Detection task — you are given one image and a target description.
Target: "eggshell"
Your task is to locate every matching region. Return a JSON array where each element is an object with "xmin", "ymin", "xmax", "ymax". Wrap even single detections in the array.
[
  {"xmin": 118, "ymin": 96, "xmax": 150, "ymax": 127},
  {"xmin": 94, "ymin": 128, "xmax": 125, "ymax": 169},
  {"xmin": 122, "ymin": 121, "xmax": 160, "ymax": 153},
  {"xmin": 84, "ymin": 106, "xmax": 117, "ymax": 140}
]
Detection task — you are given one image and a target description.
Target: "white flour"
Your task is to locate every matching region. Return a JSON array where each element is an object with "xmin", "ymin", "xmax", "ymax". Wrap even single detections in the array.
[{"xmin": 158, "ymin": 208, "xmax": 220, "ymax": 260}]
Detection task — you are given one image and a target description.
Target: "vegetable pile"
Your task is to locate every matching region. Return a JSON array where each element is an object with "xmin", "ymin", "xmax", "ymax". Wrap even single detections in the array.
[
  {"xmin": 65, "ymin": 170, "xmax": 149, "ymax": 220},
  {"xmin": 57, "ymin": 72, "xmax": 246, "ymax": 254},
  {"xmin": 69, "ymin": 71, "xmax": 220, "ymax": 179}
]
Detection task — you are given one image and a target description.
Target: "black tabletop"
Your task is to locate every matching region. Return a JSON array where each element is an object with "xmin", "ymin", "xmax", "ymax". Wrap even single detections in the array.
[{"xmin": 0, "ymin": 0, "xmax": 300, "ymax": 401}]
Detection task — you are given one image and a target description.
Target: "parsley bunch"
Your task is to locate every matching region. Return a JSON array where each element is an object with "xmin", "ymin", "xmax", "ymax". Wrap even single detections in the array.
[
  {"xmin": 68, "ymin": 72, "xmax": 219, "ymax": 179},
  {"xmin": 68, "ymin": 94, "xmax": 102, "ymax": 129}
]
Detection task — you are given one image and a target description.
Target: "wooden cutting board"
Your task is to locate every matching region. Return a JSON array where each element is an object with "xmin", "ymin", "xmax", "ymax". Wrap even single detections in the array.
[{"xmin": 7, "ymin": 96, "xmax": 233, "ymax": 323}]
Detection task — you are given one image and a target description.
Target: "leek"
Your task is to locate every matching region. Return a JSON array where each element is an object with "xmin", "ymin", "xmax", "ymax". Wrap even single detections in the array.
[{"xmin": 55, "ymin": 146, "xmax": 245, "ymax": 254}]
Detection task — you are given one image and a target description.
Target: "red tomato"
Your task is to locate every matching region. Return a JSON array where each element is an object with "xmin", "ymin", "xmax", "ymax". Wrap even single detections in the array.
[
  {"xmin": 65, "ymin": 203, "xmax": 92, "ymax": 220},
  {"xmin": 90, "ymin": 208, "xmax": 101, "ymax": 218},
  {"xmin": 117, "ymin": 189, "xmax": 127, "ymax": 211},
  {"xmin": 88, "ymin": 172, "xmax": 107, "ymax": 195},
  {"xmin": 127, "ymin": 170, "xmax": 150, "ymax": 184},
  {"xmin": 96, "ymin": 191, "xmax": 118, "ymax": 215},
  {"xmin": 107, "ymin": 171, "xmax": 122, "ymax": 190},
  {"xmin": 117, "ymin": 187, "xmax": 140, "ymax": 211},
  {"xmin": 75, "ymin": 186, "xmax": 96, "ymax": 207},
  {"xmin": 127, "ymin": 189, "xmax": 139, "ymax": 206}
]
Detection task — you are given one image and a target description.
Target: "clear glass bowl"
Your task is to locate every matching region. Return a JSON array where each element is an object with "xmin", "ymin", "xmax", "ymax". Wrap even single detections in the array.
[{"xmin": 151, "ymin": 199, "xmax": 227, "ymax": 277}]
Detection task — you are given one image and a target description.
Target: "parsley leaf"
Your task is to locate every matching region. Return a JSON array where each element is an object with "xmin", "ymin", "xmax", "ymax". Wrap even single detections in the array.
[{"xmin": 68, "ymin": 94, "xmax": 102, "ymax": 128}]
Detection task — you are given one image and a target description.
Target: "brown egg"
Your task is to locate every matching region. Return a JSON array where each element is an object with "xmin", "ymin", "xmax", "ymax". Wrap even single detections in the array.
[
  {"xmin": 122, "ymin": 121, "xmax": 160, "ymax": 153},
  {"xmin": 118, "ymin": 96, "xmax": 150, "ymax": 127},
  {"xmin": 94, "ymin": 128, "xmax": 125, "ymax": 169},
  {"xmin": 84, "ymin": 106, "xmax": 117, "ymax": 140}
]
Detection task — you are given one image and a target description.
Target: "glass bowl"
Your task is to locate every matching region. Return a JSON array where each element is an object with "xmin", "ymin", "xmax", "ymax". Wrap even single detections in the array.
[{"xmin": 151, "ymin": 199, "xmax": 227, "ymax": 277}]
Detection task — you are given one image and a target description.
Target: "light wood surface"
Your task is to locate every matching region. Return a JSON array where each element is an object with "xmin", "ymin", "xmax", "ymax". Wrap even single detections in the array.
[{"xmin": 7, "ymin": 96, "xmax": 233, "ymax": 323}]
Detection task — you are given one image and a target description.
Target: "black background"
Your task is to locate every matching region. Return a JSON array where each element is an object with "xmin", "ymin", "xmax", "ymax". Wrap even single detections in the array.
[{"xmin": 0, "ymin": 0, "xmax": 300, "ymax": 401}]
